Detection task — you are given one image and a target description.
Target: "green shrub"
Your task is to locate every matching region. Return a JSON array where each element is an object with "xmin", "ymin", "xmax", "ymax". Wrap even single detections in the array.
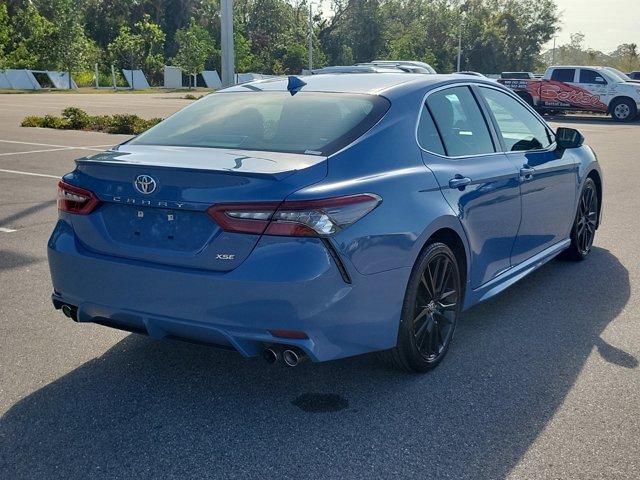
[
  {"xmin": 61, "ymin": 107, "xmax": 92, "ymax": 130},
  {"xmin": 108, "ymin": 114, "xmax": 142, "ymax": 134},
  {"xmin": 40, "ymin": 115, "xmax": 68, "ymax": 129},
  {"xmin": 22, "ymin": 109, "xmax": 162, "ymax": 134},
  {"xmin": 21, "ymin": 116, "xmax": 46, "ymax": 128},
  {"xmin": 91, "ymin": 115, "xmax": 113, "ymax": 131},
  {"xmin": 73, "ymin": 71, "xmax": 95, "ymax": 88}
]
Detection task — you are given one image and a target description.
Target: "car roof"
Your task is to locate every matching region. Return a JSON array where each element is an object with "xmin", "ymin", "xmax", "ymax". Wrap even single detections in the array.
[
  {"xmin": 552, "ymin": 66, "xmax": 606, "ymax": 70},
  {"xmin": 311, "ymin": 65, "xmax": 405, "ymax": 74},
  {"xmin": 223, "ymin": 73, "xmax": 499, "ymax": 97}
]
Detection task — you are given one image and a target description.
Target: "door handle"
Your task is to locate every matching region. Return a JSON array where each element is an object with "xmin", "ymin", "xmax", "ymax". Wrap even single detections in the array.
[
  {"xmin": 449, "ymin": 175, "xmax": 472, "ymax": 190},
  {"xmin": 520, "ymin": 166, "xmax": 535, "ymax": 181}
]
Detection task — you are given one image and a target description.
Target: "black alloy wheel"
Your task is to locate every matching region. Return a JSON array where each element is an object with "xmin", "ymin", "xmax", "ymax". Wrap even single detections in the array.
[
  {"xmin": 565, "ymin": 177, "xmax": 599, "ymax": 260},
  {"xmin": 386, "ymin": 242, "xmax": 462, "ymax": 372}
]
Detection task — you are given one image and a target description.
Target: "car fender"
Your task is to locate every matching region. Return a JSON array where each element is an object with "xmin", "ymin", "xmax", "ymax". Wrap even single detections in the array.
[
  {"xmin": 576, "ymin": 147, "xmax": 604, "ymax": 225},
  {"xmin": 412, "ymin": 213, "xmax": 472, "ymax": 290}
]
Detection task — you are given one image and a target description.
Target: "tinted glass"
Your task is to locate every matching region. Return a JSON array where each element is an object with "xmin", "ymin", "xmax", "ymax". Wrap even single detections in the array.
[
  {"xmin": 605, "ymin": 67, "xmax": 631, "ymax": 81},
  {"xmin": 131, "ymin": 92, "xmax": 389, "ymax": 156},
  {"xmin": 551, "ymin": 68, "xmax": 575, "ymax": 82},
  {"xmin": 417, "ymin": 106, "xmax": 445, "ymax": 155},
  {"xmin": 426, "ymin": 86, "xmax": 494, "ymax": 157},
  {"xmin": 480, "ymin": 87, "xmax": 553, "ymax": 152},
  {"xmin": 579, "ymin": 70, "xmax": 606, "ymax": 84}
]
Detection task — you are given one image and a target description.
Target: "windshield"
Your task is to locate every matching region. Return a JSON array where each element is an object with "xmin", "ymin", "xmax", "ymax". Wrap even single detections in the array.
[
  {"xmin": 604, "ymin": 67, "xmax": 630, "ymax": 82},
  {"xmin": 131, "ymin": 91, "xmax": 389, "ymax": 156}
]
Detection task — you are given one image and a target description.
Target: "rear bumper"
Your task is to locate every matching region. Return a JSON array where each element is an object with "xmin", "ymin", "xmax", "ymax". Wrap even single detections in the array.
[{"xmin": 48, "ymin": 219, "xmax": 409, "ymax": 362}]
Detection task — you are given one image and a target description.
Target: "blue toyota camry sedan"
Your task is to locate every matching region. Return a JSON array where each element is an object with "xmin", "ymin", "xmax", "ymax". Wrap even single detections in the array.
[{"xmin": 48, "ymin": 74, "xmax": 602, "ymax": 372}]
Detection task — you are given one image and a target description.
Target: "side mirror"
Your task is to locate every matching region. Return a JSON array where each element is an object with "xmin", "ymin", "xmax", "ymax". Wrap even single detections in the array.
[{"xmin": 556, "ymin": 127, "xmax": 584, "ymax": 149}]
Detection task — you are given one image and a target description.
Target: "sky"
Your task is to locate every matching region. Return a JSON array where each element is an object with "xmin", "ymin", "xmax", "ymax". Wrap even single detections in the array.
[{"xmin": 548, "ymin": 0, "xmax": 640, "ymax": 53}]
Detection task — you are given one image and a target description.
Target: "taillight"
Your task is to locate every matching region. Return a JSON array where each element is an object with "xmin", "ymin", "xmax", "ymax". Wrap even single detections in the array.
[
  {"xmin": 207, "ymin": 194, "xmax": 381, "ymax": 237},
  {"xmin": 57, "ymin": 180, "xmax": 101, "ymax": 214}
]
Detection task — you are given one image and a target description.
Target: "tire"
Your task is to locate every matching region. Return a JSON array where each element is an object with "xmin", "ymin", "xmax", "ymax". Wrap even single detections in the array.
[
  {"xmin": 564, "ymin": 178, "xmax": 599, "ymax": 261},
  {"xmin": 384, "ymin": 242, "xmax": 462, "ymax": 373},
  {"xmin": 517, "ymin": 92, "xmax": 534, "ymax": 108},
  {"xmin": 610, "ymin": 97, "xmax": 637, "ymax": 122}
]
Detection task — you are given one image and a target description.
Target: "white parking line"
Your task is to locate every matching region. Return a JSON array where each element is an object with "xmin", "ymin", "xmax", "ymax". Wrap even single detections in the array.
[
  {"xmin": 0, "ymin": 147, "xmax": 72, "ymax": 156},
  {"xmin": 0, "ymin": 168, "xmax": 60, "ymax": 179},
  {"xmin": 0, "ymin": 140, "xmax": 110, "ymax": 152},
  {"xmin": 0, "ymin": 227, "xmax": 17, "ymax": 233}
]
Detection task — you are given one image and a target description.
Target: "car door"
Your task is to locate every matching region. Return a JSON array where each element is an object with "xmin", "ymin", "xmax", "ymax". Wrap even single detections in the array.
[
  {"xmin": 476, "ymin": 85, "xmax": 578, "ymax": 265},
  {"xmin": 418, "ymin": 85, "xmax": 522, "ymax": 288},
  {"xmin": 576, "ymin": 68, "xmax": 611, "ymax": 112},
  {"xmin": 544, "ymin": 68, "xmax": 579, "ymax": 110}
]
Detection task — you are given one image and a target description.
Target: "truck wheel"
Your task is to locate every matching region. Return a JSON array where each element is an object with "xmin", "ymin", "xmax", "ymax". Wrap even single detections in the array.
[
  {"xmin": 517, "ymin": 92, "xmax": 534, "ymax": 107},
  {"xmin": 610, "ymin": 98, "xmax": 637, "ymax": 122}
]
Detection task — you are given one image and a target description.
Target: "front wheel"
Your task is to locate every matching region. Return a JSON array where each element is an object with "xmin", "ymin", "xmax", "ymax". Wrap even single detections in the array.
[
  {"xmin": 610, "ymin": 98, "xmax": 637, "ymax": 122},
  {"xmin": 385, "ymin": 242, "xmax": 462, "ymax": 373},
  {"xmin": 564, "ymin": 178, "xmax": 599, "ymax": 261}
]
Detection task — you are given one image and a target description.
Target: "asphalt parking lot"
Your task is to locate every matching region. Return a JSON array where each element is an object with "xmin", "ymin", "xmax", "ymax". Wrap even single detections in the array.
[{"xmin": 0, "ymin": 93, "xmax": 639, "ymax": 479}]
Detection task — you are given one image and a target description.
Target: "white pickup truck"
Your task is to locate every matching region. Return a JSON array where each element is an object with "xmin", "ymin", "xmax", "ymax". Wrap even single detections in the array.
[{"xmin": 498, "ymin": 66, "xmax": 640, "ymax": 122}]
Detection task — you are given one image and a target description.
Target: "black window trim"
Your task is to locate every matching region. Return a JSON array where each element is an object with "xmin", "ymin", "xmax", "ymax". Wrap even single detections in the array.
[
  {"xmin": 415, "ymin": 83, "xmax": 501, "ymax": 160},
  {"xmin": 474, "ymin": 83, "xmax": 557, "ymax": 155}
]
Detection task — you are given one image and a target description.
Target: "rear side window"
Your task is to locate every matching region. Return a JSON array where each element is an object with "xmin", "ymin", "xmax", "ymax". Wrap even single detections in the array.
[
  {"xmin": 425, "ymin": 86, "xmax": 495, "ymax": 157},
  {"xmin": 579, "ymin": 70, "xmax": 607, "ymax": 84},
  {"xmin": 131, "ymin": 92, "xmax": 389, "ymax": 156},
  {"xmin": 551, "ymin": 68, "xmax": 576, "ymax": 82},
  {"xmin": 417, "ymin": 107, "xmax": 445, "ymax": 155}
]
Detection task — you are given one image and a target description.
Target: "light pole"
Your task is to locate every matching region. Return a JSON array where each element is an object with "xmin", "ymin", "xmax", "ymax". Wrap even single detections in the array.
[
  {"xmin": 221, "ymin": 0, "xmax": 235, "ymax": 87},
  {"xmin": 456, "ymin": 15, "xmax": 463, "ymax": 72},
  {"xmin": 308, "ymin": 3, "xmax": 313, "ymax": 71}
]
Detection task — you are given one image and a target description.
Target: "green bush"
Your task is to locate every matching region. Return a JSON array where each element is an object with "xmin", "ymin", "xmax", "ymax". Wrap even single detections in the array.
[
  {"xmin": 21, "ymin": 116, "xmax": 45, "ymax": 128},
  {"xmin": 73, "ymin": 71, "xmax": 95, "ymax": 87},
  {"xmin": 91, "ymin": 114, "xmax": 113, "ymax": 131},
  {"xmin": 22, "ymin": 114, "xmax": 69, "ymax": 129},
  {"xmin": 21, "ymin": 108, "xmax": 162, "ymax": 134},
  {"xmin": 108, "ymin": 114, "xmax": 143, "ymax": 134},
  {"xmin": 62, "ymin": 107, "xmax": 92, "ymax": 130}
]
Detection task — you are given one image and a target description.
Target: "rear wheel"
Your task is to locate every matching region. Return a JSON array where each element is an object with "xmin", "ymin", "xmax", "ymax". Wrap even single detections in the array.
[
  {"xmin": 516, "ymin": 92, "xmax": 534, "ymax": 108},
  {"xmin": 385, "ymin": 242, "xmax": 462, "ymax": 373},
  {"xmin": 564, "ymin": 178, "xmax": 598, "ymax": 261},
  {"xmin": 610, "ymin": 98, "xmax": 637, "ymax": 122}
]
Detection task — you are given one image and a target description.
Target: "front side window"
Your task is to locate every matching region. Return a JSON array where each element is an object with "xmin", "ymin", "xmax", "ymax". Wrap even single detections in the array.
[
  {"xmin": 579, "ymin": 70, "xmax": 607, "ymax": 84},
  {"xmin": 131, "ymin": 92, "xmax": 389, "ymax": 156},
  {"xmin": 550, "ymin": 68, "xmax": 576, "ymax": 82},
  {"xmin": 425, "ymin": 86, "xmax": 495, "ymax": 157},
  {"xmin": 480, "ymin": 87, "xmax": 554, "ymax": 152}
]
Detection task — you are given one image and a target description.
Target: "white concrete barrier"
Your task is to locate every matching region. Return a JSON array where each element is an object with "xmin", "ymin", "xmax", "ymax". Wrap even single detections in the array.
[
  {"xmin": 122, "ymin": 69, "xmax": 151, "ymax": 89},
  {"xmin": 164, "ymin": 66, "xmax": 183, "ymax": 88}
]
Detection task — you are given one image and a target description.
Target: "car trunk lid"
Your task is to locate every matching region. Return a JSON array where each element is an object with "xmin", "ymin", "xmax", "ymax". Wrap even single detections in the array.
[{"xmin": 64, "ymin": 145, "xmax": 327, "ymax": 271}]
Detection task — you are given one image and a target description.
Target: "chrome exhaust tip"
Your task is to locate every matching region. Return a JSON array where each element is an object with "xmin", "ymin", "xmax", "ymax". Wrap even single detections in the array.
[
  {"xmin": 61, "ymin": 304, "xmax": 73, "ymax": 319},
  {"xmin": 61, "ymin": 304, "xmax": 78, "ymax": 322},
  {"xmin": 283, "ymin": 349, "xmax": 306, "ymax": 367},
  {"xmin": 262, "ymin": 348, "xmax": 279, "ymax": 364}
]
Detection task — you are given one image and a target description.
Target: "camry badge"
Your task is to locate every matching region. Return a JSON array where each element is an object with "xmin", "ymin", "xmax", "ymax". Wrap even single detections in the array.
[{"xmin": 134, "ymin": 175, "xmax": 157, "ymax": 195}]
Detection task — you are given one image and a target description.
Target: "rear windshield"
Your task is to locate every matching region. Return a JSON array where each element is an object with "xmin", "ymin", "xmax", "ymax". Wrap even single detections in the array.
[{"xmin": 131, "ymin": 91, "xmax": 389, "ymax": 156}]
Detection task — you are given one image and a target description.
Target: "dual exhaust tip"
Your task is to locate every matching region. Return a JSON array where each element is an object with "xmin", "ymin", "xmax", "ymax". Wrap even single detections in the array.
[
  {"xmin": 263, "ymin": 346, "xmax": 306, "ymax": 367},
  {"xmin": 61, "ymin": 304, "xmax": 78, "ymax": 322}
]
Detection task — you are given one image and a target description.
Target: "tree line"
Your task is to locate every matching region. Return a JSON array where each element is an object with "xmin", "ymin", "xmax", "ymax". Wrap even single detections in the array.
[
  {"xmin": 542, "ymin": 33, "xmax": 640, "ymax": 73},
  {"xmin": 0, "ymin": 0, "xmax": 634, "ymax": 87}
]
